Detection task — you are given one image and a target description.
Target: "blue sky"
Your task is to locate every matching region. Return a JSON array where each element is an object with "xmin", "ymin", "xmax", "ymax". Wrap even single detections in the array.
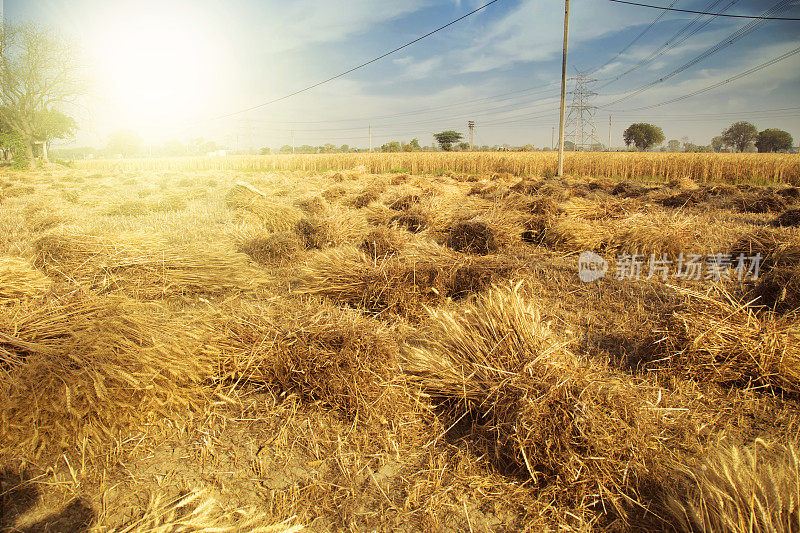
[{"xmin": 5, "ymin": 0, "xmax": 800, "ymax": 149}]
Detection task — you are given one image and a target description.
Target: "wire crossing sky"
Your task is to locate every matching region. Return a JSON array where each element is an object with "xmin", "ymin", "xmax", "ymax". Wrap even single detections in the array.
[{"xmin": 5, "ymin": 0, "xmax": 800, "ymax": 149}]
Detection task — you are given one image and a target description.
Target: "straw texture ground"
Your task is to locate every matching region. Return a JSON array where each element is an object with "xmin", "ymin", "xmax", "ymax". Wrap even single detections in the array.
[{"xmin": 1, "ymin": 165, "xmax": 798, "ymax": 531}]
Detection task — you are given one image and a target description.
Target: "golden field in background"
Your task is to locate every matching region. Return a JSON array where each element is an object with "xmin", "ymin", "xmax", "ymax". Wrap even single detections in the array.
[
  {"xmin": 74, "ymin": 151, "xmax": 800, "ymax": 185},
  {"xmin": 1, "ymin": 164, "xmax": 799, "ymax": 531}
]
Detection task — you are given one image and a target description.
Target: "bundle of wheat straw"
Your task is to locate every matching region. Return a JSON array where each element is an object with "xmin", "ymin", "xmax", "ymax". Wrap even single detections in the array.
[
  {"xmin": 33, "ymin": 229, "xmax": 259, "ymax": 297},
  {"xmin": 0, "ymin": 256, "xmax": 51, "ymax": 300},
  {"xmin": 667, "ymin": 176, "xmax": 700, "ymax": 191},
  {"xmin": 1, "ymin": 295, "xmax": 219, "ymax": 460},
  {"xmin": 657, "ymin": 286, "xmax": 800, "ymax": 394},
  {"xmin": 403, "ymin": 284, "xmax": 694, "ymax": 514},
  {"xmin": 613, "ymin": 212, "xmax": 694, "ymax": 257},
  {"xmin": 291, "ymin": 243, "xmax": 515, "ymax": 315},
  {"xmin": 658, "ymin": 439, "xmax": 799, "ymax": 533},
  {"xmin": 215, "ymin": 298, "xmax": 407, "ymax": 421},
  {"xmin": 234, "ymin": 229, "xmax": 304, "ymax": 266},
  {"xmin": 543, "ymin": 217, "xmax": 613, "ymax": 252}
]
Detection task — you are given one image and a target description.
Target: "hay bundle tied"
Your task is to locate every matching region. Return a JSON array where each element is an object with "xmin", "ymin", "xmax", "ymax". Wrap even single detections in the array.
[
  {"xmin": 33, "ymin": 229, "xmax": 258, "ymax": 297},
  {"xmin": 1, "ymin": 295, "xmax": 217, "ymax": 461},
  {"xmin": 216, "ymin": 298, "xmax": 408, "ymax": 421},
  {"xmin": 655, "ymin": 286, "xmax": 800, "ymax": 394},
  {"xmin": 613, "ymin": 212, "xmax": 693, "ymax": 257},
  {"xmin": 0, "ymin": 256, "xmax": 51, "ymax": 301},
  {"xmin": 403, "ymin": 284, "xmax": 694, "ymax": 512},
  {"xmin": 291, "ymin": 242, "xmax": 514, "ymax": 315},
  {"xmin": 658, "ymin": 439, "xmax": 799, "ymax": 533}
]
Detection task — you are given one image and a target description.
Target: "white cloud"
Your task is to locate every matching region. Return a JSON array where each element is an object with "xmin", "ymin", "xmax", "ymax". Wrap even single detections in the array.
[
  {"xmin": 252, "ymin": 0, "xmax": 427, "ymax": 53},
  {"xmin": 393, "ymin": 56, "xmax": 445, "ymax": 80},
  {"xmin": 456, "ymin": 0, "xmax": 657, "ymax": 74}
]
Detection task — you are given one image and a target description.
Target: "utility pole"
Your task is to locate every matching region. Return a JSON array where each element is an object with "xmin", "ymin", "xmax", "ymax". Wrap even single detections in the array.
[
  {"xmin": 369, "ymin": 125, "xmax": 372, "ymax": 152},
  {"xmin": 551, "ymin": 126, "xmax": 555, "ymax": 150},
  {"xmin": 557, "ymin": 0, "xmax": 570, "ymax": 177},
  {"xmin": 609, "ymin": 115, "xmax": 612, "ymax": 150},
  {"xmin": 468, "ymin": 120, "xmax": 475, "ymax": 150},
  {"xmin": 291, "ymin": 130, "xmax": 295, "ymax": 154}
]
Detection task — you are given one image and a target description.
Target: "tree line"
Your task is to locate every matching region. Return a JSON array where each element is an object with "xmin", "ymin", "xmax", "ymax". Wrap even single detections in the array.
[{"xmin": 623, "ymin": 122, "xmax": 795, "ymax": 153}]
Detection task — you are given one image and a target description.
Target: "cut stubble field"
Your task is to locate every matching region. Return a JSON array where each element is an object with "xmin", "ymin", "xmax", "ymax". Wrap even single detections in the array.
[{"xmin": 1, "ymin": 158, "xmax": 799, "ymax": 532}]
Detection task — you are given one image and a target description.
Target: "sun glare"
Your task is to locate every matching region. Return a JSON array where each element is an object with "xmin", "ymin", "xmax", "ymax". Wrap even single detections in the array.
[{"xmin": 90, "ymin": 4, "xmax": 222, "ymax": 139}]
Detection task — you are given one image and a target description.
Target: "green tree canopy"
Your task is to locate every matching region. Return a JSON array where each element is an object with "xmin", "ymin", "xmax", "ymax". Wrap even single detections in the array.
[
  {"xmin": 711, "ymin": 136, "xmax": 725, "ymax": 152},
  {"xmin": 721, "ymin": 121, "xmax": 758, "ymax": 152},
  {"xmin": 755, "ymin": 128, "xmax": 793, "ymax": 153},
  {"xmin": 623, "ymin": 123, "xmax": 665, "ymax": 151},
  {"xmin": 381, "ymin": 141, "xmax": 401, "ymax": 152},
  {"xmin": 0, "ymin": 22, "xmax": 84, "ymax": 160},
  {"xmin": 433, "ymin": 131, "xmax": 463, "ymax": 151},
  {"xmin": 31, "ymin": 109, "xmax": 77, "ymax": 144}
]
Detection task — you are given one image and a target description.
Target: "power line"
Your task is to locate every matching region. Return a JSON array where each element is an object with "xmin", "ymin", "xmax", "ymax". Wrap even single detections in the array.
[
  {"xmin": 599, "ymin": 0, "xmax": 794, "ymax": 108},
  {"xmin": 203, "ymin": 0, "xmax": 501, "ymax": 122},
  {"xmin": 605, "ymin": 46, "xmax": 800, "ymax": 111},
  {"xmin": 240, "ymin": 82, "xmax": 560, "ymax": 127},
  {"xmin": 611, "ymin": 106, "xmax": 800, "ymax": 116},
  {"xmin": 588, "ymin": 0, "xmax": 680, "ymax": 74},
  {"xmin": 240, "ymin": 92, "xmax": 561, "ymax": 133},
  {"xmin": 608, "ymin": 0, "xmax": 800, "ymax": 20},
  {"xmin": 597, "ymin": 0, "xmax": 738, "ymax": 88}
]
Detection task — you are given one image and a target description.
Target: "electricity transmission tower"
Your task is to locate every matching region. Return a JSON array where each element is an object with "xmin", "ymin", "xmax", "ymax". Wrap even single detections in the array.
[
  {"xmin": 468, "ymin": 121, "xmax": 475, "ymax": 150},
  {"xmin": 565, "ymin": 72, "xmax": 602, "ymax": 150}
]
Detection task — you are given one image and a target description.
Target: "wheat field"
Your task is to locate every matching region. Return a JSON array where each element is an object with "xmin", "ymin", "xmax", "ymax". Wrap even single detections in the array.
[
  {"xmin": 1, "ymin": 163, "xmax": 799, "ymax": 531},
  {"xmin": 73, "ymin": 151, "xmax": 800, "ymax": 185}
]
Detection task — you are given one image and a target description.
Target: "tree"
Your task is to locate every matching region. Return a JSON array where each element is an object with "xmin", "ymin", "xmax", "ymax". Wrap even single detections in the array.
[
  {"xmin": 433, "ymin": 131, "xmax": 463, "ymax": 151},
  {"xmin": 721, "ymin": 121, "xmax": 758, "ymax": 152},
  {"xmin": 31, "ymin": 109, "xmax": 76, "ymax": 160},
  {"xmin": 0, "ymin": 126, "xmax": 26, "ymax": 166},
  {"xmin": 381, "ymin": 141, "xmax": 401, "ymax": 152},
  {"xmin": 107, "ymin": 130, "xmax": 143, "ymax": 157},
  {"xmin": 409, "ymin": 138, "xmax": 421, "ymax": 151},
  {"xmin": 563, "ymin": 140, "xmax": 576, "ymax": 151},
  {"xmin": 0, "ymin": 22, "xmax": 84, "ymax": 160},
  {"xmin": 667, "ymin": 139, "xmax": 681, "ymax": 152},
  {"xmin": 259, "ymin": 147, "xmax": 271, "ymax": 155},
  {"xmin": 711, "ymin": 136, "xmax": 725, "ymax": 152},
  {"xmin": 623, "ymin": 123, "xmax": 665, "ymax": 151},
  {"xmin": 755, "ymin": 128, "xmax": 793, "ymax": 153}
]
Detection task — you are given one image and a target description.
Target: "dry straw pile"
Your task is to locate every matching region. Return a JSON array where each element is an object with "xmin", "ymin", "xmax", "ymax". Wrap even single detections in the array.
[
  {"xmin": 0, "ymin": 256, "xmax": 52, "ymax": 300},
  {"xmin": 403, "ymin": 284, "xmax": 696, "ymax": 515},
  {"xmin": 656, "ymin": 287, "xmax": 800, "ymax": 394},
  {"xmin": 291, "ymin": 243, "xmax": 515, "ymax": 315},
  {"xmin": 33, "ymin": 229, "xmax": 260, "ymax": 297},
  {"xmin": 1, "ymin": 295, "xmax": 218, "ymax": 459},
  {"xmin": 214, "ymin": 297, "xmax": 407, "ymax": 421},
  {"xmin": 730, "ymin": 228, "xmax": 800, "ymax": 312},
  {"xmin": 659, "ymin": 439, "xmax": 799, "ymax": 533}
]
